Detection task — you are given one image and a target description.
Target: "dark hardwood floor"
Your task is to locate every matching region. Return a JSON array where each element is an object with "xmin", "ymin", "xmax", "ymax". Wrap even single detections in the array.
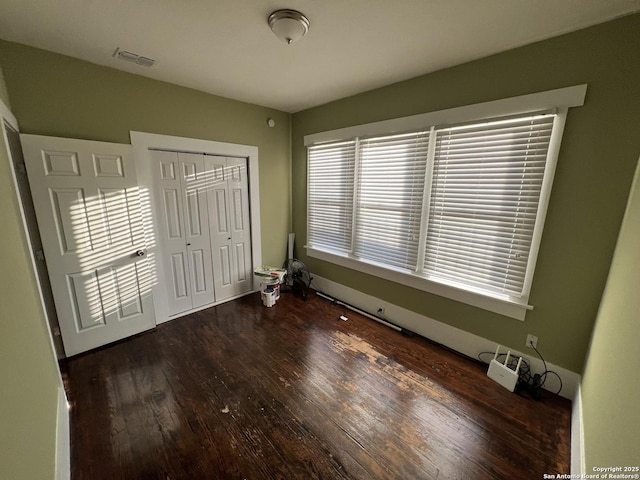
[{"xmin": 63, "ymin": 289, "xmax": 571, "ymax": 479}]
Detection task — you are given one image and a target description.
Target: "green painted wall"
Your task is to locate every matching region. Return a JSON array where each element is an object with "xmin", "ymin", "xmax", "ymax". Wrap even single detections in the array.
[
  {"xmin": 581, "ymin": 155, "xmax": 640, "ymax": 470},
  {"xmin": 292, "ymin": 14, "xmax": 640, "ymax": 373},
  {"xmin": 0, "ymin": 66, "xmax": 61, "ymax": 479},
  {"xmin": 0, "ymin": 40, "xmax": 292, "ymax": 267}
]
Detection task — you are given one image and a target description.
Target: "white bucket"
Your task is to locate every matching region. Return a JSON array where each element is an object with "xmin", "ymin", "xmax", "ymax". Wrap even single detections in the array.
[
  {"xmin": 256, "ymin": 274, "xmax": 280, "ymax": 300},
  {"xmin": 261, "ymin": 288, "xmax": 276, "ymax": 307}
]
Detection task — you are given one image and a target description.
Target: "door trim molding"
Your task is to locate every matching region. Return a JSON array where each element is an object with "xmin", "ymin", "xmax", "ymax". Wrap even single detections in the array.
[
  {"xmin": 1, "ymin": 101, "xmax": 65, "ymax": 365},
  {"xmin": 56, "ymin": 385, "xmax": 70, "ymax": 480},
  {"xmin": 1, "ymin": 99, "xmax": 69, "ymax": 477},
  {"xmin": 571, "ymin": 384, "xmax": 585, "ymax": 475},
  {"xmin": 130, "ymin": 131, "xmax": 262, "ymax": 323}
]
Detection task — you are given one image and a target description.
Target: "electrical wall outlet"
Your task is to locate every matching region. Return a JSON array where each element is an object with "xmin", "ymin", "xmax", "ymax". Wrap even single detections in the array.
[{"xmin": 526, "ymin": 334, "xmax": 538, "ymax": 349}]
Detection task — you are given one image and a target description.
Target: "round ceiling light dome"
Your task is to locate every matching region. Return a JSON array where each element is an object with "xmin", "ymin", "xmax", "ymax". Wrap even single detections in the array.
[{"xmin": 268, "ymin": 9, "xmax": 310, "ymax": 45}]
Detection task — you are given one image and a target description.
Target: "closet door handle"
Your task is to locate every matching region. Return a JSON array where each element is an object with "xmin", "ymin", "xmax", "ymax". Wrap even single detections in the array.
[{"xmin": 186, "ymin": 243, "xmax": 191, "ymax": 246}]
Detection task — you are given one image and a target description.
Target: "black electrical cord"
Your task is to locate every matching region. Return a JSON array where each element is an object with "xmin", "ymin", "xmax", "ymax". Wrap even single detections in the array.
[
  {"xmin": 529, "ymin": 344, "xmax": 563, "ymax": 396},
  {"xmin": 530, "ymin": 344, "xmax": 547, "ymax": 377},
  {"xmin": 541, "ymin": 370, "xmax": 563, "ymax": 395}
]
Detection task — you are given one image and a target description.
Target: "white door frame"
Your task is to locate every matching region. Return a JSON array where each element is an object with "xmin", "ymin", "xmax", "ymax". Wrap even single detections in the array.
[
  {"xmin": 0, "ymin": 100, "xmax": 62, "ymax": 362},
  {"xmin": 1, "ymin": 99, "xmax": 69, "ymax": 479},
  {"xmin": 130, "ymin": 131, "xmax": 262, "ymax": 323}
]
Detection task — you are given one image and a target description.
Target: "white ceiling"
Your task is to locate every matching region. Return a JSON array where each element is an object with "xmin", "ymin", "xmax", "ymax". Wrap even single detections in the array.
[{"xmin": 0, "ymin": 0, "xmax": 639, "ymax": 113}]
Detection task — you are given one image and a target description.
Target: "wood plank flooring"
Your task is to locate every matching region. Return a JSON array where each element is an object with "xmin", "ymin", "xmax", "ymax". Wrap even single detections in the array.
[{"xmin": 63, "ymin": 290, "xmax": 571, "ymax": 479}]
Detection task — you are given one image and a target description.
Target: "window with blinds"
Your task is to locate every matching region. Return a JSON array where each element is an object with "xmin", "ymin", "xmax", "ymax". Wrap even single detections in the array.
[
  {"xmin": 307, "ymin": 140, "xmax": 356, "ymax": 254},
  {"xmin": 355, "ymin": 131, "xmax": 430, "ymax": 270},
  {"xmin": 307, "ymin": 112, "xmax": 557, "ymax": 301},
  {"xmin": 424, "ymin": 115, "xmax": 554, "ymax": 297}
]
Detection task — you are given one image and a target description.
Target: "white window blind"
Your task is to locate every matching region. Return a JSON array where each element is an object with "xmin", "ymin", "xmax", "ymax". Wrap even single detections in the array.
[
  {"xmin": 307, "ymin": 114, "xmax": 555, "ymax": 298},
  {"xmin": 305, "ymin": 85, "xmax": 586, "ymax": 318},
  {"xmin": 424, "ymin": 115, "xmax": 555, "ymax": 297},
  {"xmin": 354, "ymin": 131, "xmax": 430, "ymax": 270},
  {"xmin": 307, "ymin": 114, "xmax": 556, "ymax": 300},
  {"xmin": 307, "ymin": 141, "xmax": 356, "ymax": 254}
]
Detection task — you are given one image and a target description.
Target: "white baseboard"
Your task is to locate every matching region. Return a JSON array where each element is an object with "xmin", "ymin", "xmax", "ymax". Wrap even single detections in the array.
[
  {"xmin": 56, "ymin": 386, "xmax": 70, "ymax": 480},
  {"xmin": 312, "ymin": 275, "xmax": 580, "ymax": 400},
  {"xmin": 571, "ymin": 385, "xmax": 585, "ymax": 475}
]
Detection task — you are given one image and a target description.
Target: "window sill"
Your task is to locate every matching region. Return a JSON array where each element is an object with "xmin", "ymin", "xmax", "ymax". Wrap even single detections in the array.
[{"xmin": 306, "ymin": 246, "xmax": 532, "ymax": 321}]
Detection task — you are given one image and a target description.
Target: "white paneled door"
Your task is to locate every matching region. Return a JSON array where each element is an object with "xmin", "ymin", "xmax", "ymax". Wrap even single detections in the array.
[
  {"xmin": 205, "ymin": 156, "xmax": 253, "ymax": 299},
  {"xmin": 151, "ymin": 150, "xmax": 253, "ymax": 317},
  {"xmin": 21, "ymin": 135, "xmax": 156, "ymax": 356},
  {"xmin": 152, "ymin": 150, "xmax": 216, "ymax": 316}
]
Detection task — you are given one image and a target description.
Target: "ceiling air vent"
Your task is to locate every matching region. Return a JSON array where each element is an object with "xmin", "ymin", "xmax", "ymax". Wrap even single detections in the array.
[
  {"xmin": 113, "ymin": 47, "xmax": 156, "ymax": 67},
  {"xmin": 136, "ymin": 56, "xmax": 155, "ymax": 67}
]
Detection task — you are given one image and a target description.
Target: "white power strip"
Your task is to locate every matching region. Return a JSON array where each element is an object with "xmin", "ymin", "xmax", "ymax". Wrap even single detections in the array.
[{"xmin": 487, "ymin": 346, "xmax": 522, "ymax": 392}]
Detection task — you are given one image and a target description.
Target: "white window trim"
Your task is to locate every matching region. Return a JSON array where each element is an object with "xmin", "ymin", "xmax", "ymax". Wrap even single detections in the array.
[
  {"xmin": 304, "ymin": 85, "xmax": 587, "ymax": 321},
  {"xmin": 304, "ymin": 85, "xmax": 586, "ymax": 147},
  {"xmin": 307, "ymin": 246, "xmax": 532, "ymax": 319}
]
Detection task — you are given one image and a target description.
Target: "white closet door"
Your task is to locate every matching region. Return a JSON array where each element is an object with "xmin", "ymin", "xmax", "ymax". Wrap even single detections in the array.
[
  {"xmin": 205, "ymin": 155, "xmax": 252, "ymax": 300},
  {"xmin": 226, "ymin": 157, "xmax": 253, "ymax": 295},
  {"xmin": 178, "ymin": 152, "xmax": 215, "ymax": 309},
  {"xmin": 152, "ymin": 150, "xmax": 193, "ymax": 315},
  {"xmin": 152, "ymin": 151, "xmax": 216, "ymax": 316},
  {"xmin": 205, "ymin": 155, "xmax": 234, "ymax": 300}
]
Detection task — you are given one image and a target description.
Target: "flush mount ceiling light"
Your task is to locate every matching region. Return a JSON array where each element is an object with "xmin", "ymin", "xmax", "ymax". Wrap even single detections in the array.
[{"xmin": 268, "ymin": 9, "xmax": 310, "ymax": 45}]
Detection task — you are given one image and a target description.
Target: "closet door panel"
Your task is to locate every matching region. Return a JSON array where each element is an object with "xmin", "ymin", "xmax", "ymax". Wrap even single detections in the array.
[
  {"xmin": 179, "ymin": 152, "xmax": 215, "ymax": 309},
  {"xmin": 169, "ymin": 252, "xmax": 189, "ymax": 301},
  {"xmin": 218, "ymin": 245, "xmax": 232, "ymax": 287},
  {"xmin": 152, "ymin": 150, "xmax": 192, "ymax": 315},
  {"xmin": 234, "ymin": 243, "xmax": 248, "ymax": 283},
  {"xmin": 204, "ymin": 155, "xmax": 234, "ymax": 299},
  {"xmin": 163, "ymin": 189, "xmax": 183, "ymax": 239},
  {"xmin": 189, "ymin": 248, "xmax": 209, "ymax": 294},
  {"xmin": 227, "ymin": 157, "xmax": 252, "ymax": 295}
]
